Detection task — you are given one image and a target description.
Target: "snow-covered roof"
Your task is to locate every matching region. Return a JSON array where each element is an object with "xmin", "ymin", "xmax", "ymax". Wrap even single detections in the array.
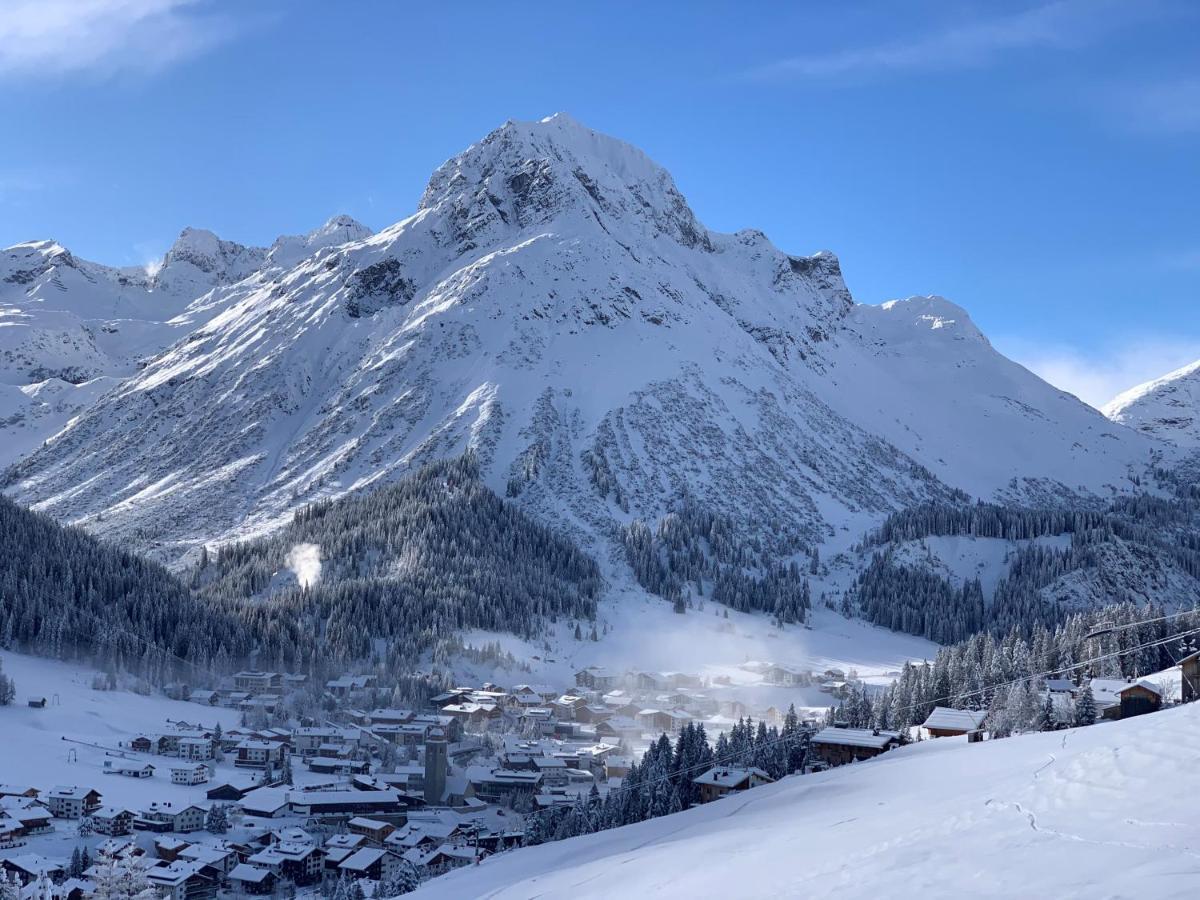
[
  {"xmin": 340, "ymin": 848, "xmax": 386, "ymax": 871},
  {"xmin": 922, "ymin": 707, "xmax": 987, "ymax": 732},
  {"xmin": 693, "ymin": 767, "xmax": 771, "ymax": 788},
  {"xmin": 811, "ymin": 727, "xmax": 901, "ymax": 749},
  {"xmin": 229, "ymin": 864, "xmax": 273, "ymax": 883}
]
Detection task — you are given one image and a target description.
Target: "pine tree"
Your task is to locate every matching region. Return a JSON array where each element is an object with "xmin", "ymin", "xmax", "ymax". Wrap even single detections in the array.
[
  {"xmin": 1074, "ymin": 681, "xmax": 1097, "ymax": 727},
  {"xmin": 91, "ymin": 851, "xmax": 157, "ymax": 900},
  {"xmin": 0, "ymin": 658, "xmax": 14, "ymax": 706},
  {"xmin": 1036, "ymin": 692, "xmax": 1055, "ymax": 731},
  {"xmin": 205, "ymin": 804, "xmax": 229, "ymax": 834}
]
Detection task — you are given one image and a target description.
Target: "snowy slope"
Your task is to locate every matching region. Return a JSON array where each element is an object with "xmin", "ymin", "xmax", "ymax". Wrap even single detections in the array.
[
  {"xmin": 3, "ymin": 114, "xmax": 1160, "ymax": 566},
  {"xmin": 414, "ymin": 702, "xmax": 1200, "ymax": 899},
  {"xmin": 0, "ymin": 218, "xmax": 372, "ymax": 469},
  {"xmin": 1105, "ymin": 359, "xmax": 1200, "ymax": 447}
]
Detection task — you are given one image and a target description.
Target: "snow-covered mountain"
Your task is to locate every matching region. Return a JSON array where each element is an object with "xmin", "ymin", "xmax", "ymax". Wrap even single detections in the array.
[
  {"xmin": 1105, "ymin": 359, "xmax": 1200, "ymax": 448},
  {"xmin": 3, "ymin": 114, "xmax": 1159, "ymax": 567},
  {"xmin": 0, "ymin": 217, "xmax": 373, "ymax": 468}
]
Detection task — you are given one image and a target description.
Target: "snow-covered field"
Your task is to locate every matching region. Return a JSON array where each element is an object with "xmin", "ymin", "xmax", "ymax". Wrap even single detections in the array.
[
  {"xmin": 415, "ymin": 700, "xmax": 1200, "ymax": 899},
  {"xmin": 0, "ymin": 652, "xmax": 251, "ymax": 855}
]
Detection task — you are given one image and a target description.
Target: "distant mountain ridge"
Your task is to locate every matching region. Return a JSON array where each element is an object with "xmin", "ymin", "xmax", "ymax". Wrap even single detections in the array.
[
  {"xmin": 1105, "ymin": 359, "xmax": 1200, "ymax": 448},
  {"xmin": 0, "ymin": 215, "xmax": 373, "ymax": 468}
]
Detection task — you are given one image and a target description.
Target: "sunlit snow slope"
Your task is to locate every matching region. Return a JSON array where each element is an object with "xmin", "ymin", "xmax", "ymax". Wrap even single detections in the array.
[{"xmin": 415, "ymin": 702, "xmax": 1200, "ymax": 899}]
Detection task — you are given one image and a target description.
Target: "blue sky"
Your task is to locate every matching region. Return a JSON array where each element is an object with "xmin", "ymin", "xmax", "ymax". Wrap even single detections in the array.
[{"xmin": 1, "ymin": 0, "xmax": 1197, "ymax": 405}]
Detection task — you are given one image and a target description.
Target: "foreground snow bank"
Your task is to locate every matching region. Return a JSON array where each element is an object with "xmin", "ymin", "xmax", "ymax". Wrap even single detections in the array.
[{"xmin": 414, "ymin": 702, "xmax": 1200, "ymax": 898}]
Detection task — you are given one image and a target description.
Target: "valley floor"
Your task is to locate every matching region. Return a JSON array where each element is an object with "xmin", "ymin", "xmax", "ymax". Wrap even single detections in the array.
[{"xmin": 413, "ymin": 700, "xmax": 1200, "ymax": 899}]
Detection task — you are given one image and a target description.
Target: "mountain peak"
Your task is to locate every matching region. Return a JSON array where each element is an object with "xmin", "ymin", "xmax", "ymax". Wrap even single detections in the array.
[
  {"xmin": 266, "ymin": 215, "xmax": 373, "ymax": 268},
  {"xmin": 1105, "ymin": 359, "xmax": 1200, "ymax": 446},
  {"xmin": 418, "ymin": 113, "xmax": 712, "ymax": 252},
  {"xmin": 156, "ymin": 226, "xmax": 265, "ymax": 290}
]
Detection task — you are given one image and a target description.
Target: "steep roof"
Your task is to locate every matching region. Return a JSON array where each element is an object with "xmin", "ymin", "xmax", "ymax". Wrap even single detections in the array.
[
  {"xmin": 811, "ymin": 727, "xmax": 901, "ymax": 749},
  {"xmin": 922, "ymin": 707, "xmax": 987, "ymax": 732}
]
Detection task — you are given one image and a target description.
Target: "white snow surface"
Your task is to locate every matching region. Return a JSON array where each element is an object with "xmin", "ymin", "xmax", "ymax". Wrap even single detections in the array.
[
  {"xmin": 1105, "ymin": 358, "xmax": 1200, "ymax": 447},
  {"xmin": 2, "ymin": 114, "xmax": 1162, "ymax": 565},
  {"xmin": 0, "ymin": 217, "xmax": 373, "ymax": 469},
  {"xmin": 413, "ymin": 700, "xmax": 1200, "ymax": 899}
]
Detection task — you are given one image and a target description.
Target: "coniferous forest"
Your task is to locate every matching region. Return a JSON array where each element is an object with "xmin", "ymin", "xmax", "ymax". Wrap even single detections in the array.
[{"xmin": 0, "ymin": 456, "xmax": 600, "ymax": 680}]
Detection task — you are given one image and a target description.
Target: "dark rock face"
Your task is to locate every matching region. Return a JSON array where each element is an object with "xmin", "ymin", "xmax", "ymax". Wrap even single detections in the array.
[{"xmin": 346, "ymin": 258, "xmax": 417, "ymax": 318}]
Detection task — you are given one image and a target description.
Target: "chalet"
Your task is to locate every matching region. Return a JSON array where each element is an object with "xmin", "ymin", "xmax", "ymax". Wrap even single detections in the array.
[
  {"xmin": 2, "ymin": 855, "xmax": 66, "ymax": 886},
  {"xmin": 347, "ymin": 816, "xmax": 396, "ymax": 845},
  {"xmin": 632, "ymin": 671, "xmax": 668, "ymax": 691},
  {"xmin": 325, "ymin": 675, "xmax": 375, "ymax": 697},
  {"xmin": 810, "ymin": 728, "xmax": 902, "ymax": 767},
  {"xmin": 763, "ymin": 664, "xmax": 805, "ymax": 686},
  {"xmin": 90, "ymin": 807, "xmax": 134, "ymax": 836},
  {"xmin": 128, "ymin": 736, "xmax": 155, "ymax": 754},
  {"xmin": 1044, "ymin": 678, "xmax": 1076, "ymax": 694},
  {"xmin": 293, "ymin": 727, "xmax": 342, "ymax": 756},
  {"xmin": 403, "ymin": 843, "xmax": 475, "ymax": 876},
  {"xmin": 605, "ymin": 756, "xmax": 633, "ymax": 780},
  {"xmin": 575, "ymin": 705, "xmax": 612, "ymax": 725},
  {"xmin": 2, "ymin": 806, "xmax": 53, "ymax": 837},
  {"xmin": 234, "ymin": 739, "xmax": 287, "ymax": 769},
  {"xmin": 429, "ymin": 689, "xmax": 471, "ymax": 709},
  {"xmin": 143, "ymin": 859, "xmax": 216, "ymax": 900},
  {"xmin": 205, "ymin": 783, "xmax": 245, "ymax": 802},
  {"xmin": 308, "ymin": 757, "xmax": 371, "ymax": 776},
  {"xmin": 103, "ymin": 761, "xmax": 155, "ymax": 779},
  {"xmin": 367, "ymin": 708, "xmax": 415, "ymax": 726},
  {"xmin": 531, "ymin": 757, "xmax": 569, "ymax": 787},
  {"xmin": 233, "ymin": 671, "xmax": 282, "ymax": 695},
  {"xmin": 637, "ymin": 708, "xmax": 674, "ymax": 733},
  {"xmin": 595, "ymin": 716, "xmax": 642, "ymax": 743},
  {"xmin": 245, "ymin": 842, "xmax": 324, "ymax": 886},
  {"xmin": 287, "ymin": 789, "xmax": 411, "ymax": 819},
  {"xmin": 574, "ymin": 667, "xmax": 618, "ymax": 691},
  {"xmin": 466, "ymin": 768, "xmax": 542, "ymax": 803},
  {"xmin": 45, "ymin": 787, "xmax": 101, "ymax": 819},
  {"xmin": 338, "ymin": 847, "xmax": 397, "ymax": 881},
  {"xmin": 154, "ymin": 837, "xmax": 190, "ymax": 862},
  {"xmin": 325, "ymin": 833, "xmax": 366, "ymax": 853},
  {"xmin": 0, "ymin": 786, "xmax": 39, "ymax": 800},
  {"xmin": 1117, "ymin": 681, "xmax": 1163, "ymax": 719},
  {"xmin": 177, "ymin": 738, "xmax": 214, "ymax": 761},
  {"xmin": 0, "ymin": 815, "xmax": 22, "ymax": 848},
  {"xmin": 1090, "ymin": 679, "xmax": 1164, "ymax": 720},
  {"xmin": 228, "ymin": 864, "xmax": 276, "ymax": 895},
  {"xmin": 442, "ymin": 702, "xmax": 503, "ymax": 729},
  {"xmin": 238, "ymin": 788, "xmax": 290, "ymax": 819},
  {"xmin": 1182, "ymin": 650, "xmax": 1200, "ymax": 703},
  {"xmin": 511, "ymin": 686, "xmax": 543, "ymax": 706},
  {"xmin": 178, "ymin": 844, "xmax": 238, "ymax": 878},
  {"xmin": 693, "ymin": 766, "xmax": 774, "ymax": 803},
  {"xmin": 922, "ymin": 707, "xmax": 988, "ymax": 738},
  {"xmin": 170, "ymin": 764, "xmax": 212, "ymax": 786},
  {"xmin": 188, "ymin": 690, "xmax": 219, "ymax": 707},
  {"xmin": 135, "ymin": 802, "xmax": 205, "ymax": 834}
]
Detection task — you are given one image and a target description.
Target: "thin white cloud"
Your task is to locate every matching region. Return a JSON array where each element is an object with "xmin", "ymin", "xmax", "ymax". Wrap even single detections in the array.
[
  {"xmin": 748, "ymin": 0, "xmax": 1156, "ymax": 81},
  {"xmin": 1111, "ymin": 77, "xmax": 1200, "ymax": 135},
  {"xmin": 1000, "ymin": 335, "xmax": 1200, "ymax": 410},
  {"xmin": 0, "ymin": 0, "xmax": 239, "ymax": 79}
]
